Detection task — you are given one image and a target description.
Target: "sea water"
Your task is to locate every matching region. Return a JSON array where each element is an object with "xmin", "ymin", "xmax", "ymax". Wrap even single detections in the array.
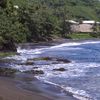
[{"xmin": 5, "ymin": 40, "xmax": 100, "ymax": 100}]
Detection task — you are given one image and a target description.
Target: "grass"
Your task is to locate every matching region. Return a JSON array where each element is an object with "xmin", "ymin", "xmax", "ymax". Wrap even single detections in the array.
[
  {"xmin": 67, "ymin": 33, "xmax": 94, "ymax": 39},
  {"xmin": 0, "ymin": 52, "xmax": 16, "ymax": 57}
]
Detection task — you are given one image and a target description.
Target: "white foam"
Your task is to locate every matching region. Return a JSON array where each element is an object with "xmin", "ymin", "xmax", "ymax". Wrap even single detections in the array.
[
  {"xmin": 32, "ymin": 62, "xmax": 100, "ymax": 79},
  {"xmin": 4, "ymin": 40, "xmax": 100, "ymax": 100},
  {"xmin": 50, "ymin": 41, "xmax": 100, "ymax": 49},
  {"xmin": 64, "ymin": 86, "xmax": 90, "ymax": 98},
  {"xmin": 17, "ymin": 47, "xmax": 44, "ymax": 54},
  {"xmin": 17, "ymin": 40, "xmax": 100, "ymax": 55},
  {"xmin": 35, "ymin": 76, "xmax": 92, "ymax": 100},
  {"xmin": 10, "ymin": 64, "xmax": 34, "ymax": 72},
  {"xmin": 73, "ymin": 95, "xmax": 92, "ymax": 100}
]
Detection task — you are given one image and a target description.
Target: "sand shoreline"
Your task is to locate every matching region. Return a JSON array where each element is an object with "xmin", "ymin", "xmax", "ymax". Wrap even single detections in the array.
[
  {"xmin": 0, "ymin": 76, "xmax": 79, "ymax": 100},
  {"xmin": 0, "ymin": 77, "xmax": 54, "ymax": 100},
  {"xmin": 0, "ymin": 39, "xmax": 95, "ymax": 100}
]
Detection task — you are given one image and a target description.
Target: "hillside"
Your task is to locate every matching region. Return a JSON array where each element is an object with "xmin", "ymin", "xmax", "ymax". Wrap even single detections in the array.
[
  {"xmin": 12, "ymin": 0, "xmax": 100, "ymax": 21},
  {"xmin": 0, "ymin": 0, "xmax": 100, "ymax": 51}
]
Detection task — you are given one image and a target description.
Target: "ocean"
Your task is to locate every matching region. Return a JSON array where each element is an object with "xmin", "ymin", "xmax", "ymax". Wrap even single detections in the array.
[{"xmin": 5, "ymin": 40, "xmax": 100, "ymax": 100}]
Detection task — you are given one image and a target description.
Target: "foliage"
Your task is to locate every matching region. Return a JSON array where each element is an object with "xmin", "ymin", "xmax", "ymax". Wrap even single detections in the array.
[
  {"xmin": 67, "ymin": 33, "xmax": 94, "ymax": 39},
  {"xmin": 0, "ymin": 0, "xmax": 29, "ymax": 51},
  {"xmin": 0, "ymin": 0, "xmax": 100, "ymax": 51},
  {"xmin": 0, "ymin": 52, "xmax": 16, "ymax": 57}
]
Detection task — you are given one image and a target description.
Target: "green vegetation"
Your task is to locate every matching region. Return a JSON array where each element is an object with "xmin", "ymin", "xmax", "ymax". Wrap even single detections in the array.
[
  {"xmin": 11, "ymin": 0, "xmax": 100, "ymax": 21},
  {"xmin": 28, "ymin": 57, "xmax": 53, "ymax": 61},
  {"xmin": 0, "ymin": 0, "xmax": 100, "ymax": 51},
  {"xmin": 0, "ymin": 52, "xmax": 16, "ymax": 57},
  {"xmin": 67, "ymin": 33, "xmax": 94, "ymax": 39}
]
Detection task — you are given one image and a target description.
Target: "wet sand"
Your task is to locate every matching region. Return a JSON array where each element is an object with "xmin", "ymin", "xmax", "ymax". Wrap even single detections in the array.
[
  {"xmin": 0, "ymin": 77, "xmax": 53, "ymax": 100},
  {"xmin": 0, "ymin": 39, "xmax": 91, "ymax": 100},
  {"xmin": 0, "ymin": 77, "xmax": 79, "ymax": 100}
]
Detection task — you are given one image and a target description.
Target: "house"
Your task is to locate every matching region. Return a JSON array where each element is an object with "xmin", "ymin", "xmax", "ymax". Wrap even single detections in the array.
[
  {"xmin": 14, "ymin": 5, "xmax": 19, "ymax": 9},
  {"xmin": 66, "ymin": 20, "xmax": 100, "ymax": 33}
]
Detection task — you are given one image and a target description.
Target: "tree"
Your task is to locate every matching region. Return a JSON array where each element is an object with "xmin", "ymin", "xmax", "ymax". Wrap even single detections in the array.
[
  {"xmin": 0, "ymin": 0, "xmax": 28, "ymax": 51},
  {"xmin": 0, "ymin": 0, "xmax": 7, "ymax": 8}
]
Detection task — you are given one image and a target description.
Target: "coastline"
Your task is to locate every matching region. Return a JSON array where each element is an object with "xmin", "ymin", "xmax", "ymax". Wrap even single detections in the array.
[
  {"xmin": 0, "ymin": 39, "xmax": 100, "ymax": 100},
  {"xmin": 18, "ymin": 38, "xmax": 100, "ymax": 46},
  {"xmin": 0, "ymin": 77, "xmax": 54, "ymax": 100},
  {"xmin": 0, "ymin": 76, "xmax": 78, "ymax": 100}
]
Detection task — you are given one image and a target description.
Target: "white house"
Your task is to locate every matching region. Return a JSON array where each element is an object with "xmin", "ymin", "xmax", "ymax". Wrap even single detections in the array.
[
  {"xmin": 66, "ymin": 20, "xmax": 100, "ymax": 33},
  {"xmin": 14, "ymin": 5, "xmax": 19, "ymax": 9}
]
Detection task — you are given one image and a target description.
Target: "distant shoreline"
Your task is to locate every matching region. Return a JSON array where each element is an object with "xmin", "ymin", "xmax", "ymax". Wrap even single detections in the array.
[{"xmin": 18, "ymin": 38, "xmax": 100, "ymax": 48}]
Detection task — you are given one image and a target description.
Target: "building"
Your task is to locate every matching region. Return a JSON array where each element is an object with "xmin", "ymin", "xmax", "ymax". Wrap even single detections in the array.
[
  {"xmin": 14, "ymin": 5, "xmax": 19, "ymax": 9},
  {"xmin": 66, "ymin": 20, "xmax": 100, "ymax": 33}
]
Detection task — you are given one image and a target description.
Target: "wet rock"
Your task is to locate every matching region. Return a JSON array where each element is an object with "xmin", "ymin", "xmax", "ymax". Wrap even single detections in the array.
[
  {"xmin": 1, "ymin": 40, "xmax": 17, "ymax": 52},
  {"xmin": 33, "ymin": 67, "xmax": 38, "ymax": 69},
  {"xmin": 0, "ymin": 59, "xmax": 14, "ymax": 63},
  {"xmin": 0, "ymin": 59, "xmax": 19, "ymax": 67},
  {"xmin": 56, "ymin": 58, "xmax": 71, "ymax": 63},
  {"xmin": 20, "ymin": 61, "xmax": 34, "ymax": 65},
  {"xmin": 24, "ymin": 70, "xmax": 44, "ymax": 75},
  {"xmin": 25, "ymin": 61, "xmax": 34, "ymax": 65},
  {"xmin": 0, "ymin": 67, "xmax": 19, "ymax": 77},
  {"xmin": 28, "ymin": 57, "xmax": 71, "ymax": 65},
  {"xmin": 28, "ymin": 57, "xmax": 52, "ymax": 61},
  {"xmin": 53, "ymin": 68, "xmax": 66, "ymax": 71}
]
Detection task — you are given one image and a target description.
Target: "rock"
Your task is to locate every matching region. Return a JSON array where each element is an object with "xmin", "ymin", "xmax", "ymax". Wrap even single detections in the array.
[
  {"xmin": 1, "ymin": 40, "xmax": 17, "ymax": 52},
  {"xmin": 28, "ymin": 57, "xmax": 71, "ymax": 64},
  {"xmin": 53, "ymin": 68, "xmax": 66, "ymax": 71},
  {"xmin": 23, "ymin": 57, "xmax": 71, "ymax": 66},
  {"xmin": 25, "ymin": 61, "xmax": 34, "ymax": 65},
  {"xmin": 0, "ymin": 59, "xmax": 16, "ymax": 64},
  {"xmin": 33, "ymin": 67, "xmax": 38, "ymax": 69},
  {"xmin": 56, "ymin": 58, "xmax": 71, "ymax": 63},
  {"xmin": 24, "ymin": 70, "xmax": 44, "ymax": 75},
  {"xmin": 28, "ymin": 57, "xmax": 52, "ymax": 61},
  {"xmin": 20, "ymin": 61, "xmax": 34, "ymax": 65},
  {"xmin": 0, "ymin": 67, "xmax": 19, "ymax": 77}
]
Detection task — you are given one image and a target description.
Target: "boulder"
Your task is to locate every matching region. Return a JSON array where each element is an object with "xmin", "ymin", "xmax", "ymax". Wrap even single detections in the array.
[
  {"xmin": 28, "ymin": 57, "xmax": 52, "ymax": 61},
  {"xmin": 28, "ymin": 57, "xmax": 71, "ymax": 64},
  {"xmin": 53, "ymin": 68, "xmax": 66, "ymax": 71},
  {"xmin": 20, "ymin": 61, "xmax": 34, "ymax": 65},
  {"xmin": 24, "ymin": 70, "xmax": 44, "ymax": 75},
  {"xmin": 56, "ymin": 58, "xmax": 71, "ymax": 63},
  {"xmin": 25, "ymin": 61, "xmax": 34, "ymax": 65},
  {"xmin": 0, "ymin": 40, "xmax": 17, "ymax": 52},
  {"xmin": 0, "ymin": 67, "xmax": 18, "ymax": 77}
]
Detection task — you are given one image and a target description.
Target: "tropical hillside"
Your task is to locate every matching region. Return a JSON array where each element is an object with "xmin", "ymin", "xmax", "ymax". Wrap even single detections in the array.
[
  {"xmin": 0, "ymin": 0, "xmax": 100, "ymax": 51},
  {"xmin": 12, "ymin": 0, "xmax": 100, "ymax": 21}
]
